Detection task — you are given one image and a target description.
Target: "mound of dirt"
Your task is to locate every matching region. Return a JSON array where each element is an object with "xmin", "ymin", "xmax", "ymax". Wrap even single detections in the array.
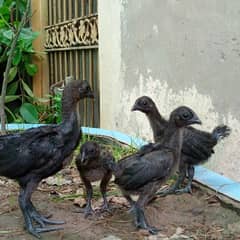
[{"xmin": 1, "ymin": 177, "xmax": 240, "ymax": 240}]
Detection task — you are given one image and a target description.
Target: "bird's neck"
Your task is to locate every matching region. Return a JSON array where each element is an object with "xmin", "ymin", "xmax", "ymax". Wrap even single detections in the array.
[
  {"xmin": 161, "ymin": 123, "xmax": 184, "ymax": 167},
  {"xmin": 61, "ymin": 85, "xmax": 82, "ymax": 128},
  {"xmin": 60, "ymin": 88, "xmax": 82, "ymax": 139},
  {"xmin": 146, "ymin": 108, "xmax": 168, "ymax": 141}
]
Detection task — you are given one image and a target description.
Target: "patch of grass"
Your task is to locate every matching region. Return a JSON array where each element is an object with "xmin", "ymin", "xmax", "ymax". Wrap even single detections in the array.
[
  {"xmin": 71, "ymin": 134, "xmax": 138, "ymax": 166},
  {"xmin": 88, "ymin": 134, "xmax": 138, "ymax": 160},
  {"xmin": 51, "ymin": 193, "xmax": 82, "ymax": 202}
]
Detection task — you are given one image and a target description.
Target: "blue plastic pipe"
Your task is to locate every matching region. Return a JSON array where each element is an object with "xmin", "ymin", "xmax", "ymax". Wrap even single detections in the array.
[{"xmin": 6, "ymin": 123, "xmax": 240, "ymax": 202}]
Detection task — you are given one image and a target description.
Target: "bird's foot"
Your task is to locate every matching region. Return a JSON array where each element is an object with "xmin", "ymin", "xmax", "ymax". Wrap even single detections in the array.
[
  {"xmin": 175, "ymin": 185, "xmax": 192, "ymax": 194},
  {"xmin": 73, "ymin": 205, "xmax": 97, "ymax": 219},
  {"xmin": 26, "ymin": 224, "xmax": 64, "ymax": 239},
  {"xmin": 156, "ymin": 187, "xmax": 177, "ymax": 197},
  {"xmin": 83, "ymin": 207, "xmax": 96, "ymax": 219},
  {"xmin": 98, "ymin": 202, "xmax": 113, "ymax": 214},
  {"xmin": 128, "ymin": 205, "xmax": 136, "ymax": 213},
  {"xmin": 135, "ymin": 221, "xmax": 159, "ymax": 235},
  {"xmin": 29, "ymin": 208, "xmax": 65, "ymax": 227},
  {"xmin": 146, "ymin": 226, "xmax": 160, "ymax": 235}
]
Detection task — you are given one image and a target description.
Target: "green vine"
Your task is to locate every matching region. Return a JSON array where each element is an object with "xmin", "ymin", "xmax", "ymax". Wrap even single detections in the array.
[{"xmin": 0, "ymin": 0, "xmax": 45, "ymax": 124}]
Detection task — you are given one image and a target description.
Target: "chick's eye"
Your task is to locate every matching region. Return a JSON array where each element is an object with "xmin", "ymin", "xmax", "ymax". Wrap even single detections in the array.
[
  {"xmin": 142, "ymin": 100, "xmax": 147, "ymax": 105},
  {"xmin": 183, "ymin": 112, "xmax": 189, "ymax": 118}
]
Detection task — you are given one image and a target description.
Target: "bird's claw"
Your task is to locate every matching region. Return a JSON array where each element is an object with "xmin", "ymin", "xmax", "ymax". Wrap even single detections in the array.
[
  {"xmin": 26, "ymin": 225, "xmax": 64, "ymax": 239},
  {"xmin": 175, "ymin": 185, "xmax": 192, "ymax": 194},
  {"xmin": 30, "ymin": 210, "xmax": 65, "ymax": 226},
  {"xmin": 135, "ymin": 222, "xmax": 160, "ymax": 235},
  {"xmin": 73, "ymin": 206, "xmax": 96, "ymax": 219},
  {"xmin": 156, "ymin": 188, "xmax": 176, "ymax": 197},
  {"xmin": 128, "ymin": 205, "xmax": 136, "ymax": 213},
  {"xmin": 35, "ymin": 226, "xmax": 64, "ymax": 233},
  {"xmin": 84, "ymin": 207, "xmax": 96, "ymax": 219},
  {"xmin": 99, "ymin": 203, "xmax": 112, "ymax": 213},
  {"xmin": 147, "ymin": 226, "xmax": 160, "ymax": 235}
]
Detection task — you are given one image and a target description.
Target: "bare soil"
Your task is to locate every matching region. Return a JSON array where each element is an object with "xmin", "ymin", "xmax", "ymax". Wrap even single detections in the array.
[{"xmin": 1, "ymin": 170, "xmax": 240, "ymax": 240}]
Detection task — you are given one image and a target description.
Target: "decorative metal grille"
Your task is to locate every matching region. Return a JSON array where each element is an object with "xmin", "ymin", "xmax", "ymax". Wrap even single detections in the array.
[{"xmin": 45, "ymin": 0, "xmax": 99, "ymax": 127}]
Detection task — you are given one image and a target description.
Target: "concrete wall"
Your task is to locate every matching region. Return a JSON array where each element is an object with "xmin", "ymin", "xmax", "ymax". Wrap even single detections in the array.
[{"xmin": 99, "ymin": 0, "xmax": 240, "ymax": 181}]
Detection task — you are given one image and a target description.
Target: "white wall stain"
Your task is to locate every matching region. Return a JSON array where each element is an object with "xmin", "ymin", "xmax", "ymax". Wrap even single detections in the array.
[
  {"xmin": 114, "ymin": 72, "xmax": 239, "ymax": 181},
  {"xmin": 152, "ymin": 24, "xmax": 159, "ymax": 34},
  {"xmin": 99, "ymin": 0, "xmax": 240, "ymax": 182}
]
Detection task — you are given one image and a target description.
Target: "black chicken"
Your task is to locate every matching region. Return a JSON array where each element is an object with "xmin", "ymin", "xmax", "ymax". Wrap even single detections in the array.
[
  {"xmin": 132, "ymin": 96, "xmax": 231, "ymax": 195},
  {"xmin": 0, "ymin": 80, "xmax": 94, "ymax": 238},
  {"xmin": 75, "ymin": 141, "xmax": 114, "ymax": 218},
  {"xmin": 104, "ymin": 106, "xmax": 201, "ymax": 234}
]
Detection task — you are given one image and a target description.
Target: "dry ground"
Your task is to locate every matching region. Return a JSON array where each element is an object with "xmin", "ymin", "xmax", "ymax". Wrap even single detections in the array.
[{"xmin": 1, "ymin": 168, "xmax": 240, "ymax": 240}]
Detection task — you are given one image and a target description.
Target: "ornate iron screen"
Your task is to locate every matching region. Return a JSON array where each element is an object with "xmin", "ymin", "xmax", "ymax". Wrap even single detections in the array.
[{"xmin": 44, "ymin": 0, "xmax": 99, "ymax": 127}]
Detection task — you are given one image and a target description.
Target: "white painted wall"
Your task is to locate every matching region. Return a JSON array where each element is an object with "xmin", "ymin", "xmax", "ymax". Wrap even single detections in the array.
[
  {"xmin": 98, "ymin": 0, "xmax": 123, "ymax": 130},
  {"xmin": 99, "ymin": 0, "xmax": 240, "ymax": 181}
]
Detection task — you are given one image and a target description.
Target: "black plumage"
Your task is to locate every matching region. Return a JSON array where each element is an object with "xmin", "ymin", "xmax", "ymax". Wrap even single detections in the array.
[
  {"xmin": 104, "ymin": 106, "xmax": 201, "ymax": 234},
  {"xmin": 132, "ymin": 96, "xmax": 231, "ymax": 194},
  {"xmin": 75, "ymin": 141, "xmax": 114, "ymax": 218},
  {"xmin": 0, "ymin": 80, "xmax": 94, "ymax": 238}
]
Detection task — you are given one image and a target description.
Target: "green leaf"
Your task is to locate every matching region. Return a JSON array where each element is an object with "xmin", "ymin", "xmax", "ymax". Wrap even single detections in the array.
[
  {"xmin": 0, "ymin": 0, "xmax": 4, "ymax": 8},
  {"xmin": 20, "ymin": 103, "xmax": 39, "ymax": 123},
  {"xmin": 21, "ymin": 80, "xmax": 33, "ymax": 98},
  {"xmin": 5, "ymin": 106, "xmax": 17, "ymax": 122},
  {"xmin": 12, "ymin": 47, "xmax": 22, "ymax": 65},
  {"xmin": 0, "ymin": 47, "xmax": 8, "ymax": 63},
  {"xmin": 4, "ymin": 95, "xmax": 20, "ymax": 103},
  {"xmin": 0, "ymin": 6, "xmax": 10, "ymax": 19},
  {"xmin": 25, "ymin": 63, "xmax": 37, "ymax": 76},
  {"xmin": 3, "ymin": 29, "xmax": 13, "ymax": 40},
  {"xmin": 20, "ymin": 28, "xmax": 39, "ymax": 41},
  {"xmin": 7, "ymin": 66, "xmax": 17, "ymax": 83},
  {"xmin": 7, "ymin": 81, "xmax": 19, "ymax": 95}
]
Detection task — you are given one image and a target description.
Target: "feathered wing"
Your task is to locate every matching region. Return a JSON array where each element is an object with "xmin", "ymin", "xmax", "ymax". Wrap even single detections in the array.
[
  {"xmin": 181, "ymin": 127, "xmax": 216, "ymax": 162},
  {"xmin": 115, "ymin": 149, "xmax": 174, "ymax": 190},
  {"xmin": 181, "ymin": 125, "xmax": 230, "ymax": 165},
  {"xmin": 0, "ymin": 125, "xmax": 61, "ymax": 178}
]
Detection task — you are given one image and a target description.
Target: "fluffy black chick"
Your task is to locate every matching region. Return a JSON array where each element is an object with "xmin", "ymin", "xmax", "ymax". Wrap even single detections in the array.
[
  {"xmin": 0, "ymin": 80, "xmax": 94, "ymax": 238},
  {"xmin": 104, "ymin": 106, "xmax": 201, "ymax": 234},
  {"xmin": 132, "ymin": 96, "xmax": 231, "ymax": 195},
  {"xmin": 76, "ymin": 141, "xmax": 114, "ymax": 218}
]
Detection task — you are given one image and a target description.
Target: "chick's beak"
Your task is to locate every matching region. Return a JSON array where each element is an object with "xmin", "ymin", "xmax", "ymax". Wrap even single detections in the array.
[
  {"xmin": 81, "ymin": 151, "xmax": 86, "ymax": 163},
  {"xmin": 131, "ymin": 103, "xmax": 138, "ymax": 111},
  {"xmin": 190, "ymin": 114, "xmax": 202, "ymax": 125}
]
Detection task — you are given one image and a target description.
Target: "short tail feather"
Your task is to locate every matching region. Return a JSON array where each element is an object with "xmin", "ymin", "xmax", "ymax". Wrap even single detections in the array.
[{"xmin": 212, "ymin": 125, "xmax": 231, "ymax": 141}]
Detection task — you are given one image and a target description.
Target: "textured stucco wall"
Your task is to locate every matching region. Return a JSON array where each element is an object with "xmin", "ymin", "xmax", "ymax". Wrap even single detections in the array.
[{"xmin": 99, "ymin": 0, "xmax": 240, "ymax": 181}]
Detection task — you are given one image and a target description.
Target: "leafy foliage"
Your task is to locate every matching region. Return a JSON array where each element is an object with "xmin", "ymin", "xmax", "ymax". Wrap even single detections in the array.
[
  {"xmin": 36, "ymin": 93, "xmax": 62, "ymax": 124},
  {"xmin": 0, "ymin": 0, "xmax": 45, "ymax": 123}
]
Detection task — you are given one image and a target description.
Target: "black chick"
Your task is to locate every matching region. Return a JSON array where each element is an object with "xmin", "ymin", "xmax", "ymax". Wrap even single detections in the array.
[
  {"xmin": 132, "ymin": 96, "xmax": 231, "ymax": 195},
  {"xmin": 0, "ymin": 80, "xmax": 94, "ymax": 238},
  {"xmin": 75, "ymin": 141, "xmax": 114, "ymax": 218},
  {"xmin": 104, "ymin": 106, "xmax": 201, "ymax": 234}
]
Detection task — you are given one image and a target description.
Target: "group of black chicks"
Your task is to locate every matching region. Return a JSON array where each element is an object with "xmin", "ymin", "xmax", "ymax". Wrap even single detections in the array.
[
  {"xmin": 76, "ymin": 96, "xmax": 230, "ymax": 235},
  {"xmin": 0, "ymin": 80, "xmax": 231, "ymax": 238}
]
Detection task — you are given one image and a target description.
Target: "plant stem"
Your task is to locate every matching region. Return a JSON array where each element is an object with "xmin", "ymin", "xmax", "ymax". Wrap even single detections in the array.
[{"xmin": 0, "ymin": 0, "xmax": 31, "ymax": 134}]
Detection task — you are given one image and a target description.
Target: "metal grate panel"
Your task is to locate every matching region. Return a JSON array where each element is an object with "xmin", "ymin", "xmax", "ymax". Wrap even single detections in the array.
[{"xmin": 45, "ymin": 0, "xmax": 99, "ymax": 127}]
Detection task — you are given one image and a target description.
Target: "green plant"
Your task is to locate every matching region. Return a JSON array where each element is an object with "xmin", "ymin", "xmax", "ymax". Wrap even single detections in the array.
[
  {"xmin": 0, "ymin": 0, "xmax": 44, "ymax": 124},
  {"xmin": 51, "ymin": 92, "xmax": 62, "ymax": 123}
]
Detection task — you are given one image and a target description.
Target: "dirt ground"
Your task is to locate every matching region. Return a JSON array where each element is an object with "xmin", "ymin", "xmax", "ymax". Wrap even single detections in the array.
[{"xmin": 1, "ymin": 170, "xmax": 240, "ymax": 240}]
